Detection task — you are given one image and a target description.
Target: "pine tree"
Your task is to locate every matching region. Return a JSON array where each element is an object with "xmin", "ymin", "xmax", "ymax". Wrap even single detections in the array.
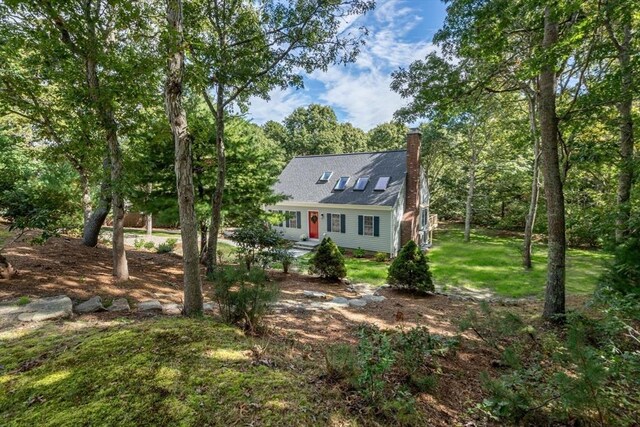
[
  {"xmin": 388, "ymin": 240, "xmax": 434, "ymax": 293},
  {"xmin": 310, "ymin": 237, "xmax": 347, "ymax": 281}
]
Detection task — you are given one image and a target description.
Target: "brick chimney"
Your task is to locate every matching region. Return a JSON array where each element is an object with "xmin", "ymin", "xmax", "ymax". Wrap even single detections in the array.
[{"xmin": 401, "ymin": 128, "xmax": 421, "ymax": 246}]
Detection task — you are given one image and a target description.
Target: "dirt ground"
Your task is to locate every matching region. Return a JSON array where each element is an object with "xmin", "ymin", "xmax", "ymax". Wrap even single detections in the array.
[{"xmin": 0, "ymin": 233, "xmax": 573, "ymax": 425}]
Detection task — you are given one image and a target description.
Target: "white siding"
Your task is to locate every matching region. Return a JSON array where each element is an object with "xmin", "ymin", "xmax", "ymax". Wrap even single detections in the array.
[{"xmin": 266, "ymin": 204, "xmax": 393, "ymax": 254}]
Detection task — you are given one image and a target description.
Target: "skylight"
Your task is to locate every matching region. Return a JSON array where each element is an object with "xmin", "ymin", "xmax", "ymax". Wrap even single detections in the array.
[
  {"xmin": 334, "ymin": 176, "xmax": 349, "ymax": 191},
  {"xmin": 374, "ymin": 176, "xmax": 390, "ymax": 191},
  {"xmin": 319, "ymin": 171, "xmax": 333, "ymax": 182},
  {"xmin": 353, "ymin": 176, "xmax": 370, "ymax": 191}
]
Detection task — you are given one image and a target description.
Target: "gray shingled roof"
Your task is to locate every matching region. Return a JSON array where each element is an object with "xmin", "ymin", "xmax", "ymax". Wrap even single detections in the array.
[{"xmin": 274, "ymin": 150, "xmax": 407, "ymax": 207}]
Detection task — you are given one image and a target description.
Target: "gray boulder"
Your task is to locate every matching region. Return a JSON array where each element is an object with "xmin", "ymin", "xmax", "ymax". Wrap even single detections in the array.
[
  {"xmin": 138, "ymin": 299, "xmax": 163, "ymax": 312},
  {"xmin": 362, "ymin": 295, "xmax": 386, "ymax": 303},
  {"xmin": 74, "ymin": 296, "xmax": 105, "ymax": 314},
  {"xmin": 107, "ymin": 298, "xmax": 130, "ymax": 312},
  {"xmin": 18, "ymin": 295, "xmax": 73, "ymax": 322},
  {"xmin": 348, "ymin": 299, "xmax": 368, "ymax": 308},
  {"xmin": 162, "ymin": 303, "xmax": 182, "ymax": 315},
  {"xmin": 303, "ymin": 290, "xmax": 330, "ymax": 299}
]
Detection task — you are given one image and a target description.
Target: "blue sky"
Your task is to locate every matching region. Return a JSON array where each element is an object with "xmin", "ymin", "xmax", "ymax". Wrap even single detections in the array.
[{"xmin": 247, "ymin": 0, "xmax": 447, "ymax": 131}]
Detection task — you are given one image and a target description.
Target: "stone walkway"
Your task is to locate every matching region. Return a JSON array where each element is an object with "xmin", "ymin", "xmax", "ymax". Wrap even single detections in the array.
[
  {"xmin": 272, "ymin": 283, "xmax": 387, "ymax": 313},
  {"xmin": 0, "ymin": 281, "xmax": 533, "ymax": 330}
]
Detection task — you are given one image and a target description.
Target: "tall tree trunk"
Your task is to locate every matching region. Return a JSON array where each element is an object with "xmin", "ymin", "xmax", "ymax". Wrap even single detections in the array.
[
  {"xmin": 540, "ymin": 7, "xmax": 566, "ymax": 320},
  {"xmin": 523, "ymin": 90, "xmax": 541, "ymax": 269},
  {"xmin": 106, "ymin": 124, "xmax": 128, "ymax": 280},
  {"xmin": 205, "ymin": 87, "xmax": 226, "ymax": 274},
  {"xmin": 82, "ymin": 1, "xmax": 128, "ymax": 280},
  {"xmin": 79, "ymin": 167, "xmax": 92, "ymax": 227},
  {"xmin": 146, "ymin": 213, "xmax": 153, "ymax": 237},
  {"xmin": 165, "ymin": 0, "xmax": 203, "ymax": 316},
  {"xmin": 83, "ymin": 155, "xmax": 111, "ymax": 247},
  {"xmin": 200, "ymin": 222, "xmax": 208, "ymax": 260},
  {"xmin": 464, "ymin": 149, "xmax": 477, "ymax": 242},
  {"xmin": 145, "ymin": 183, "xmax": 153, "ymax": 237},
  {"xmin": 614, "ymin": 22, "xmax": 634, "ymax": 243}
]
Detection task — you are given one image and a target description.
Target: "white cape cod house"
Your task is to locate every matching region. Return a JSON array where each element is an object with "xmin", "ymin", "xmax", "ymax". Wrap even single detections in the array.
[{"xmin": 266, "ymin": 130, "xmax": 434, "ymax": 257}]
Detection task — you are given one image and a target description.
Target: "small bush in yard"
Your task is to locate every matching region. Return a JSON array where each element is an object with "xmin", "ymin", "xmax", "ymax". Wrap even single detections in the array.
[
  {"xmin": 353, "ymin": 247, "xmax": 366, "ymax": 258},
  {"xmin": 156, "ymin": 238, "xmax": 177, "ymax": 254},
  {"xmin": 144, "ymin": 241, "xmax": 156, "ymax": 250},
  {"xmin": 374, "ymin": 252, "xmax": 387, "ymax": 262},
  {"xmin": 210, "ymin": 266, "xmax": 278, "ymax": 333},
  {"xmin": 232, "ymin": 222, "xmax": 285, "ymax": 270},
  {"xmin": 272, "ymin": 248, "xmax": 295, "ymax": 273},
  {"xmin": 387, "ymin": 240, "xmax": 433, "ymax": 293},
  {"xmin": 325, "ymin": 324, "xmax": 458, "ymax": 423},
  {"xmin": 309, "ymin": 237, "xmax": 346, "ymax": 281}
]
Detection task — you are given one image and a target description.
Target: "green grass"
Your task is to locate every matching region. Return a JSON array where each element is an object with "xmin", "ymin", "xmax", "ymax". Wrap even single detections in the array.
[
  {"xmin": 296, "ymin": 228, "xmax": 610, "ymax": 298},
  {"xmin": 119, "ymin": 227, "xmax": 181, "ymax": 238},
  {"xmin": 295, "ymin": 252, "xmax": 390, "ymax": 286},
  {"xmin": 16, "ymin": 296, "xmax": 30, "ymax": 306},
  {"xmin": 429, "ymin": 228, "xmax": 609, "ymax": 297},
  {"xmin": 0, "ymin": 318, "xmax": 350, "ymax": 426}
]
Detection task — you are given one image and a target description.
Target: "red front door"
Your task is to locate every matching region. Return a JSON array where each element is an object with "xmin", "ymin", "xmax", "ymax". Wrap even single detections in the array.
[{"xmin": 308, "ymin": 211, "xmax": 319, "ymax": 239}]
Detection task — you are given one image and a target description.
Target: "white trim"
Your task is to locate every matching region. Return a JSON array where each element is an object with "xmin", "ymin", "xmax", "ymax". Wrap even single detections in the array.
[{"xmin": 274, "ymin": 201, "xmax": 393, "ymax": 211}]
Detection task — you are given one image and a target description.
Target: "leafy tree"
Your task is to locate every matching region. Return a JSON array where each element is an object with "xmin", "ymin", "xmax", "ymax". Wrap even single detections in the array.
[
  {"xmin": 310, "ymin": 237, "xmax": 347, "ymax": 281},
  {"xmin": 283, "ymin": 104, "xmax": 347, "ymax": 158},
  {"xmin": 0, "ymin": 0, "xmax": 161, "ymax": 281},
  {"xmin": 184, "ymin": 0, "xmax": 374, "ymax": 274},
  {"xmin": 0, "ymin": 119, "xmax": 81, "ymax": 281},
  {"xmin": 366, "ymin": 122, "xmax": 407, "ymax": 151},
  {"xmin": 387, "ymin": 240, "xmax": 433, "ymax": 293},
  {"xmin": 340, "ymin": 122, "xmax": 368, "ymax": 153}
]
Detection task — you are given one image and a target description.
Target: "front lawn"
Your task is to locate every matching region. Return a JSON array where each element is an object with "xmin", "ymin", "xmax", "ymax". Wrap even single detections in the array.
[
  {"xmin": 0, "ymin": 318, "xmax": 344, "ymax": 426},
  {"xmin": 295, "ymin": 228, "xmax": 610, "ymax": 298}
]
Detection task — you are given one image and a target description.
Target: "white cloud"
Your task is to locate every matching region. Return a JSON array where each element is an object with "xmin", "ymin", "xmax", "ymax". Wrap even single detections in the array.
[
  {"xmin": 246, "ymin": 87, "xmax": 311, "ymax": 125},
  {"xmin": 248, "ymin": 0, "xmax": 437, "ymax": 131}
]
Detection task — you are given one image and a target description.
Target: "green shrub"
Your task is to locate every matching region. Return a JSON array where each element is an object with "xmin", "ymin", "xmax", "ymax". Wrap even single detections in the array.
[
  {"xmin": 468, "ymin": 295, "xmax": 640, "ymax": 425},
  {"xmin": 134, "ymin": 238, "xmax": 145, "ymax": 249},
  {"xmin": 324, "ymin": 344, "xmax": 356, "ymax": 381},
  {"xmin": 144, "ymin": 241, "xmax": 156, "ymax": 250},
  {"xmin": 309, "ymin": 237, "xmax": 346, "ymax": 281},
  {"xmin": 272, "ymin": 248, "xmax": 295, "ymax": 274},
  {"xmin": 232, "ymin": 222, "xmax": 285, "ymax": 270},
  {"xmin": 387, "ymin": 240, "xmax": 433, "ymax": 293},
  {"xmin": 17, "ymin": 296, "xmax": 30, "ymax": 306},
  {"xmin": 325, "ymin": 324, "xmax": 457, "ymax": 423},
  {"xmin": 374, "ymin": 252, "xmax": 387, "ymax": 262},
  {"xmin": 156, "ymin": 238, "xmax": 177, "ymax": 254},
  {"xmin": 210, "ymin": 266, "xmax": 278, "ymax": 333},
  {"xmin": 353, "ymin": 247, "xmax": 366, "ymax": 258},
  {"xmin": 600, "ymin": 235, "xmax": 640, "ymax": 295}
]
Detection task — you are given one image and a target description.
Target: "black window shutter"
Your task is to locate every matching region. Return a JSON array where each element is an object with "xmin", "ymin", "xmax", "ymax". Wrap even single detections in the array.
[
  {"xmin": 296, "ymin": 211, "xmax": 301, "ymax": 229},
  {"xmin": 358, "ymin": 215, "xmax": 363, "ymax": 235},
  {"xmin": 285, "ymin": 211, "xmax": 290, "ymax": 228},
  {"xmin": 374, "ymin": 216, "xmax": 380, "ymax": 237},
  {"xmin": 327, "ymin": 212, "xmax": 332, "ymax": 232},
  {"xmin": 340, "ymin": 214, "xmax": 346, "ymax": 233}
]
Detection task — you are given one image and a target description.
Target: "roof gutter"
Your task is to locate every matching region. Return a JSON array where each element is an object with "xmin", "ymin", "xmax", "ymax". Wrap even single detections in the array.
[{"xmin": 273, "ymin": 200, "xmax": 393, "ymax": 211}]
